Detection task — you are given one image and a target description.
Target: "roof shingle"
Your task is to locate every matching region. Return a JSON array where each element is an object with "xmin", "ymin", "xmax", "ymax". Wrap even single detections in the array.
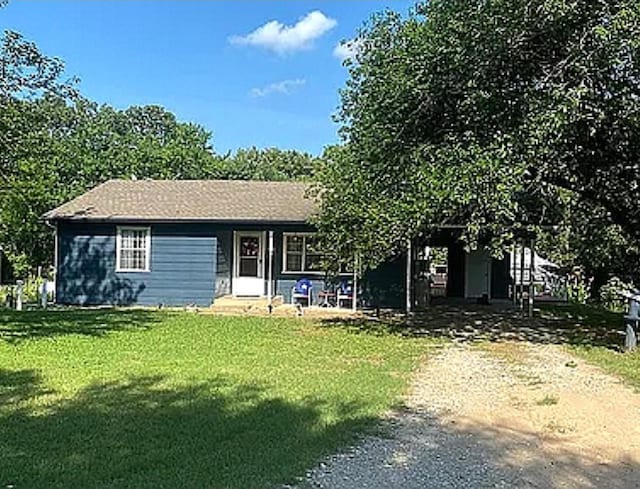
[{"xmin": 45, "ymin": 179, "xmax": 318, "ymax": 223}]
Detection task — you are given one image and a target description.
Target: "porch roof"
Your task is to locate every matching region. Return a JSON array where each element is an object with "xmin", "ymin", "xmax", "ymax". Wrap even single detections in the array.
[{"xmin": 44, "ymin": 179, "xmax": 319, "ymax": 224}]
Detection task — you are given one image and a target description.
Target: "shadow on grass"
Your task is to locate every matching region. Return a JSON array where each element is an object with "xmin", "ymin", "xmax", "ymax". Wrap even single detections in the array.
[
  {"xmin": 0, "ymin": 370, "xmax": 374, "ymax": 489},
  {"xmin": 0, "ymin": 308, "xmax": 164, "ymax": 344},
  {"xmin": 0, "ymin": 369, "xmax": 52, "ymax": 405},
  {"xmin": 322, "ymin": 303, "xmax": 626, "ymax": 350}
]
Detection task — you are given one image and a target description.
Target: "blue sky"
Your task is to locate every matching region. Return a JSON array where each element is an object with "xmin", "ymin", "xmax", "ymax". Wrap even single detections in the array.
[{"xmin": 1, "ymin": 1, "xmax": 415, "ymax": 155}]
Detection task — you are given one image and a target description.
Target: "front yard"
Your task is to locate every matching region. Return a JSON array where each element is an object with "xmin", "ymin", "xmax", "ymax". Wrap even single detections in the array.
[
  {"xmin": 0, "ymin": 309, "xmax": 435, "ymax": 489},
  {"xmin": 1, "ymin": 304, "xmax": 638, "ymax": 489}
]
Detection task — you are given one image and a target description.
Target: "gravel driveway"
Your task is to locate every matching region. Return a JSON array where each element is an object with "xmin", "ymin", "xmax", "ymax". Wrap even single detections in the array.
[{"xmin": 298, "ymin": 343, "xmax": 640, "ymax": 489}]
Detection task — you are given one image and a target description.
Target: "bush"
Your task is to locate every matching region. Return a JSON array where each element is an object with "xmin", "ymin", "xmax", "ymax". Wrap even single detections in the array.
[{"xmin": 599, "ymin": 277, "xmax": 635, "ymax": 312}]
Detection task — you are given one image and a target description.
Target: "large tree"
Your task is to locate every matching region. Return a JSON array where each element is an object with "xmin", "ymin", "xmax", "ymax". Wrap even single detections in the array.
[
  {"xmin": 0, "ymin": 97, "xmax": 217, "ymax": 272},
  {"xmin": 0, "ymin": 24, "xmax": 79, "ymax": 274},
  {"xmin": 316, "ymin": 0, "xmax": 640, "ymax": 276}
]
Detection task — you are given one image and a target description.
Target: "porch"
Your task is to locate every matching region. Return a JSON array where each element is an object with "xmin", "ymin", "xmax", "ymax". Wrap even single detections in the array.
[{"xmin": 220, "ymin": 227, "xmax": 542, "ymax": 316}]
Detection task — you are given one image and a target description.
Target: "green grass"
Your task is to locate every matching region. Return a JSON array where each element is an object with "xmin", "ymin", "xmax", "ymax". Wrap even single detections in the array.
[
  {"xmin": 570, "ymin": 346, "xmax": 640, "ymax": 391},
  {"xmin": 0, "ymin": 309, "xmax": 436, "ymax": 489}
]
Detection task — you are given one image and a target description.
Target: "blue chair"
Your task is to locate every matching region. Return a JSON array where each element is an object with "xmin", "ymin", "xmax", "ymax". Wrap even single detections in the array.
[
  {"xmin": 336, "ymin": 280, "xmax": 354, "ymax": 308},
  {"xmin": 291, "ymin": 278, "xmax": 313, "ymax": 307}
]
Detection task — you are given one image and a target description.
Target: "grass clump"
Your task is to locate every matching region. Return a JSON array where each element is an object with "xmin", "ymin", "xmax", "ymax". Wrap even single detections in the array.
[{"xmin": 536, "ymin": 394, "xmax": 559, "ymax": 406}]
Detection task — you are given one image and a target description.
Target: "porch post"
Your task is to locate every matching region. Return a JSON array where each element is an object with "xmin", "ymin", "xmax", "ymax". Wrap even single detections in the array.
[
  {"xmin": 53, "ymin": 221, "xmax": 58, "ymax": 303},
  {"xmin": 352, "ymin": 255, "xmax": 358, "ymax": 313},
  {"xmin": 267, "ymin": 231, "xmax": 274, "ymax": 305},
  {"xmin": 406, "ymin": 239, "xmax": 412, "ymax": 314},
  {"xmin": 528, "ymin": 236, "xmax": 535, "ymax": 318}
]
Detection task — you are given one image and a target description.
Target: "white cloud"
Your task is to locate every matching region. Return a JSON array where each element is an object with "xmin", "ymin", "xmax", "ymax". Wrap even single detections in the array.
[
  {"xmin": 250, "ymin": 79, "xmax": 306, "ymax": 98},
  {"xmin": 230, "ymin": 11, "xmax": 337, "ymax": 55},
  {"xmin": 333, "ymin": 39, "xmax": 362, "ymax": 62}
]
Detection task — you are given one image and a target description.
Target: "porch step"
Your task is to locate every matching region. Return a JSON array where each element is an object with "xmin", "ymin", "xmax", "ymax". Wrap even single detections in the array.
[
  {"xmin": 202, "ymin": 302, "xmax": 362, "ymax": 319},
  {"xmin": 210, "ymin": 295, "xmax": 283, "ymax": 313}
]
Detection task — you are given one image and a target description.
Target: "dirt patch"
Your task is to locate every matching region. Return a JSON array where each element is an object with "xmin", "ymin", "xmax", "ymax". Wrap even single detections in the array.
[{"xmin": 300, "ymin": 343, "xmax": 640, "ymax": 488}]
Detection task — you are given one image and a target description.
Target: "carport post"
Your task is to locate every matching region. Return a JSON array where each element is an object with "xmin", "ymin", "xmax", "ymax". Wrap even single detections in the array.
[
  {"xmin": 352, "ymin": 255, "xmax": 358, "ymax": 313},
  {"xmin": 511, "ymin": 243, "xmax": 518, "ymax": 306},
  {"xmin": 528, "ymin": 237, "xmax": 535, "ymax": 318},
  {"xmin": 406, "ymin": 239, "xmax": 412, "ymax": 314}
]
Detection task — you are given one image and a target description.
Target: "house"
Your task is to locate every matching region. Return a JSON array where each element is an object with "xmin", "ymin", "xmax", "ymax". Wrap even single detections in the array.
[{"xmin": 44, "ymin": 179, "xmax": 511, "ymax": 309}]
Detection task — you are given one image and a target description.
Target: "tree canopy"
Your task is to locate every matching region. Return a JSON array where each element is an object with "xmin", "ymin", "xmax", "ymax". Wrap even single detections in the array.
[{"xmin": 315, "ymin": 0, "xmax": 640, "ymax": 281}]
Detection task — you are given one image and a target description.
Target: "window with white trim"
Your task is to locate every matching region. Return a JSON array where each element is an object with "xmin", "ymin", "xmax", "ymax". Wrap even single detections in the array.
[
  {"xmin": 116, "ymin": 227, "xmax": 150, "ymax": 272},
  {"xmin": 283, "ymin": 234, "xmax": 323, "ymax": 273}
]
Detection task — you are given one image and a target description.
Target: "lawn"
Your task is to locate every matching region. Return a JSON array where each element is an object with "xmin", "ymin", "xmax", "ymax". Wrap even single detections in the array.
[{"xmin": 0, "ymin": 309, "xmax": 435, "ymax": 489}]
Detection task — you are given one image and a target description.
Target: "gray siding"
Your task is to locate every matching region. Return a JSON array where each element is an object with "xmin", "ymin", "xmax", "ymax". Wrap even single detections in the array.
[{"xmin": 57, "ymin": 222, "xmax": 216, "ymax": 307}]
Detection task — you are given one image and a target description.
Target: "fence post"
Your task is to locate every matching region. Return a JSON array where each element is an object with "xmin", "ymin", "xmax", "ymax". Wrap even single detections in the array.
[
  {"xmin": 41, "ymin": 279, "xmax": 48, "ymax": 309},
  {"xmin": 624, "ymin": 295, "xmax": 639, "ymax": 352},
  {"xmin": 15, "ymin": 280, "xmax": 24, "ymax": 311}
]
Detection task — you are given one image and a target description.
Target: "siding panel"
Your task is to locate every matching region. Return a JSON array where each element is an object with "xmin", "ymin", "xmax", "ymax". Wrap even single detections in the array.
[{"xmin": 57, "ymin": 222, "xmax": 216, "ymax": 307}]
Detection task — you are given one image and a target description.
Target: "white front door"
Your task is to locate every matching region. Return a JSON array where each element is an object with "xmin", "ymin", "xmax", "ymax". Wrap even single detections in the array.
[
  {"xmin": 465, "ymin": 249, "xmax": 492, "ymax": 299},
  {"xmin": 232, "ymin": 231, "xmax": 265, "ymax": 296}
]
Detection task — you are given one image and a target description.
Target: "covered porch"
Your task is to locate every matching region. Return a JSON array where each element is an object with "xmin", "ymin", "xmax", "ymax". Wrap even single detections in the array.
[{"xmin": 217, "ymin": 226, "xmax": 542, "ymax": 318}]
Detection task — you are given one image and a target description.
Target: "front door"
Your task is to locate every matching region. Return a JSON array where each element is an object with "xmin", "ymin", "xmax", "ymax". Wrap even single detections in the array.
[
  {"xmin": 232, "ymin": 232, "xmax": 265, "ymax": 296},
  {"xmin": 465, "ymin": 249, "xmax": 492, "ymax": 299}
]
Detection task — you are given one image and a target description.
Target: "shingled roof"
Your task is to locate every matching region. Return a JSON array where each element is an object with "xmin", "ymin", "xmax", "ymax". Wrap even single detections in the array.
[{"xmin": 44, "ymin": 179, "xmax": 318, "ymax": 223}]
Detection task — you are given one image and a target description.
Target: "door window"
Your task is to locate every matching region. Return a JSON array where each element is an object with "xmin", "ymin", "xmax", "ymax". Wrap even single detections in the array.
[{"xmin": 239, "ymin": 236, "xmax": 260, "ymax": 277}]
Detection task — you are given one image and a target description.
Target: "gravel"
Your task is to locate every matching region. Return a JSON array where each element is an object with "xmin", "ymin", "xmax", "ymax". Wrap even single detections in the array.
[{"xmin": 293, "ymin": 343, "xmax": 640, "ymax": 489}]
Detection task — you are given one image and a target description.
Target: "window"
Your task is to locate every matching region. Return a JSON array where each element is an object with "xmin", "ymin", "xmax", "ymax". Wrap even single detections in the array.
[
  {"xmin": 116, "ymin": 227, "xmax": 150, "ymax": 272},
  {"xmin": 283, "ymin": 233, "xmax": 323, "ymax": 273}
]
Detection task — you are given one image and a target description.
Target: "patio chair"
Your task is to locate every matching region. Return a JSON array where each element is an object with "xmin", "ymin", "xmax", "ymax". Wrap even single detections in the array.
[
  {"xmin": 336, "ymin": 280, "xmax": 354, "ymax": 309},
  {"xmin": 291, "ymin": 278, "xmax": 313, "ymax": 307}
]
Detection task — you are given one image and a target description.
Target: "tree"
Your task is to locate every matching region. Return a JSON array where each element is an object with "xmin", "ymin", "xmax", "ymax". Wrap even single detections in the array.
[
  {"xmin": 212, "ymin": 147, "xmax": 319, "ymax": 181},
  {"xmin": 537, "ymin": 193, "xmax": 640, "ymax": 296},
  {"xmin": 0, "ymin": 22, "xmax": 80, "ymax": 274},
  {"xmin": 0, "ymin": 96, "xmax": 218, "ymax": 273},
  {"xmin": 316, "ymin": 0, "xmax": 640, "ymax": 277},
  {"xmin": 0, "ymin": 30, "xmax": 77, "ymax": 101}
]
